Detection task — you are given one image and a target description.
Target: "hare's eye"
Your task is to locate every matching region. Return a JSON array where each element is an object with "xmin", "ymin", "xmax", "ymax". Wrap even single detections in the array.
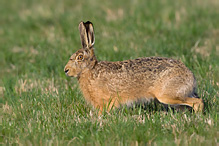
[{"xmin": 77, "ymin": 55, "xmax": 83, "ymax": 60}]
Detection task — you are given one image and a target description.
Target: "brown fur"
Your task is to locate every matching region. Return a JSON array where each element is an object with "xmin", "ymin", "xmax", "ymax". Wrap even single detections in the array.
[{"xmin": 64, "ymin": 21, "xmax": 204, "ymax": 114}]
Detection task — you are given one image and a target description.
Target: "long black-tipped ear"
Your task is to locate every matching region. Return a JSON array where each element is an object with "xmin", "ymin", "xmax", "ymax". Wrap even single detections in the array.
[
  {"xmin": 79, "ymin": 22, "xmax": 89, "ymax": 48},
  {"xmin": 78, "ymin": 21, "xmax": 95, "ymax": 48},
  {"xmin": 84, "ymin": 21, "xmax": 95, "ymax": 47}
]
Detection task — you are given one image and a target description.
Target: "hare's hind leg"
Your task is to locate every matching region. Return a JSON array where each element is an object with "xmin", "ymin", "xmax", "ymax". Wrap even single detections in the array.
[
  {"xmin": 156, "ymin": 95, "xmax": 204, "ymax": 112},
  {"xmin": 184, "ymin": 97, "xmax": 204, "ymax": 112},
  {"xmin": 153, "ymin": 75, "xmax": 204, "ymax": 112}
]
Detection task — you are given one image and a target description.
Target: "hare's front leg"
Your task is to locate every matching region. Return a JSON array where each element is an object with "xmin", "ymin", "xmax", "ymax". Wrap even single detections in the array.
[{"xmin": 92, "ymin": 96, "xmax": 119, "ymax": 115}]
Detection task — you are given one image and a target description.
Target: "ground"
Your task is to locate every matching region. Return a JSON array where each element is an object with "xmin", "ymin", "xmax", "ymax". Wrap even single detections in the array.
[{"xmin": 0, "ymin": 0, "xmax": 218, "ymax": 145}]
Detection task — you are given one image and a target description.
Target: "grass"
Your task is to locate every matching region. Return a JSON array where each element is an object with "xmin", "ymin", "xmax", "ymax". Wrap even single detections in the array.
[{"xmin": 1, "ymin": 0, "xmax": 218, "ymax": 145}]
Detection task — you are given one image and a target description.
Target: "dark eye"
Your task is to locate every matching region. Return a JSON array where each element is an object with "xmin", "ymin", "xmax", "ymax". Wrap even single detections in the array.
[{"xmin": 77, "ymin": 55, "xmax": 83, "ymax": 60}]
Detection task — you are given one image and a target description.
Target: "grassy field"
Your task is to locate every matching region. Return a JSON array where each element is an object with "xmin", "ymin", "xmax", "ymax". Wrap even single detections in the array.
[{"xmin": 1, "ymin": 0, "xmax": 218, "ymax": 145}]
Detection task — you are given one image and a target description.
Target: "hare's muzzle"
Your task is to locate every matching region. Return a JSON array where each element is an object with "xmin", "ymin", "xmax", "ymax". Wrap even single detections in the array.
[
  {"xmin": 64, "ymin": 68, "xmax": 69, "ymax": 75},
  {"xmin": 64, "ymin": 69, "xmax": 69, "ymax": 73}
]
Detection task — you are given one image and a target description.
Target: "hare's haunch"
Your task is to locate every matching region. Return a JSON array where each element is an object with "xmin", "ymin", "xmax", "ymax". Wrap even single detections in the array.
[{"xmin": 64, "ymin": 21, "xmax": 204, "ymax": 114}]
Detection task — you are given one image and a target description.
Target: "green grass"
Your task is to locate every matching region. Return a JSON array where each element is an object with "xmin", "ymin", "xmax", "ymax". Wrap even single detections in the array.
[{"xmin": 1, "ymin": 0, "xmax": 218, "ymax": 145}]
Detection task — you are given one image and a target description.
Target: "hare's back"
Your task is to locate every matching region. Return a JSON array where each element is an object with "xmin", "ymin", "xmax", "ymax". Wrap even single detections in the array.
[
  {"xmin": 124, "ymin": 57, "xmax": 185, "ymax": 73},
  {"xmin": 96, "ymin": 57, "xmax": 189, "ymax": 75}
]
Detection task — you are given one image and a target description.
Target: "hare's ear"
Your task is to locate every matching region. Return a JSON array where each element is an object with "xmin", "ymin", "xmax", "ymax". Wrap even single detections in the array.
[
  {"xmin": 84, "ymin": 21, "xmax": 95, "ymax": 47},
  {"xmin": 79, "ymin": 21, "xmax": 89, "ymax": 48},
  {"xmin": 78, "ymin": 21, "xmax": 95, "ymax": 48}
]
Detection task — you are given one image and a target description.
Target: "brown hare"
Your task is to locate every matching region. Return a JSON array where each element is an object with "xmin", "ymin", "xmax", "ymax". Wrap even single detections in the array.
[{"xmin": 64, "ymin": 21, "xmax": 204, "ymax": 114}]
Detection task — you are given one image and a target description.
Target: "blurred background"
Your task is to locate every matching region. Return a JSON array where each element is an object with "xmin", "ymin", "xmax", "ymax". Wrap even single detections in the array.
[{"xmin": 0, "ymin": 0, "xmax": 218, "ymax": 79}]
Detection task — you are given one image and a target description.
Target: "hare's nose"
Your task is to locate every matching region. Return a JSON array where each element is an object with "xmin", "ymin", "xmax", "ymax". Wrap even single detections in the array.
[
  {"xmin": 64, "ymin": 69, "xmax": 69, "ymax": 73},
  {"xmin": 64, "ymin": 66, "xmax": 70, "ymax": 74}
]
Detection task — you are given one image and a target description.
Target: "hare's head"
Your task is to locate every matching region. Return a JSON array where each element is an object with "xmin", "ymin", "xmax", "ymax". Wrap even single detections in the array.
[{"xmin": 64, "ymin": 21, "xmax": 96, "ymax": 77}]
